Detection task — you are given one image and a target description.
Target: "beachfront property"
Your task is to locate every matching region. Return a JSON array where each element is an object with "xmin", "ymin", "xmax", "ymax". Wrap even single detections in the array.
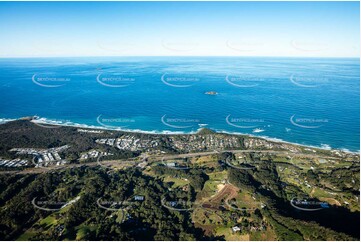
[{"xmin": 96, "ymin": 134, "xmax": 242, "ymax": 153}]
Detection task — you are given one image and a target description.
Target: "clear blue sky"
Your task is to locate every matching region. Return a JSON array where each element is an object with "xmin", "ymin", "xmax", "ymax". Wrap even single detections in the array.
[{"xmin": 0, "ymin": 1, "xmax": 359, "ymax": 57}]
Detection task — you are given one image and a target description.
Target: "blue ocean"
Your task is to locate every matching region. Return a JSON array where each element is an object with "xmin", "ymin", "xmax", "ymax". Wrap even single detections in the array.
[{"xmin": 0, "ymin": 57, "xmax": 359, "ymax": 152}]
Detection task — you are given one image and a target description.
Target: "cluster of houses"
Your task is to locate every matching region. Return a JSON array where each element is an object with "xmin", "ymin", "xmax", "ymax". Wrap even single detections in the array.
[
  {"xmin": 96, "ymin": 135, "xmax": 160, "ymax": 151},
  {"xmin": 0, "ymin": 158, "xmax": 29, "ymax": 168},
  {"xmin": 243, "ymin": 138, "xmax": 300, "ymax": 153},
  {"xmin": 231, "ymin": 222, "xmax": 267, "ymax": 233},
  {"xmin": 96, "ymin": 134, "xmax": 242, "ymax": 153},
  {"xmin": 9, "ymin": 145, "xmax": 70, "ymax": 168},
  {"xmin": 170, "ymin": 135, "xmax": 241, "ymax": 152},
  {"xmin": 80, "ymin": 150, "xmax": 113, "ymax": 160},
  {"xmin": 134, "ymin": 195, "xmax": 144, "ymax": 201},
  {"xmin": 96, "ymin": 138, "xmax": 116, "ymax": 146}
]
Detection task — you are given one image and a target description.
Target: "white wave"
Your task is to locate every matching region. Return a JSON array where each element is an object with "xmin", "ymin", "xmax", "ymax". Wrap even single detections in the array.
[
  {"xmin": 340, "ymin": 148, "xmax": 351, "ymax": 153},
  {"xmin": 320, "ymin": 144, "xmax": 332, "ymax": 150},
  {"xmin": 0, "ymin": 118, "xmax": 16, "ymax": 124},
  {"xmin": 214, "ymin": 128, "xmax": 355, "ymax": 154},
  {"xmin": 4, "ymin": 116, "xmax": 358, "ymax": 154},
  {"xmin": 31, "ymin": 116, "xmax": 191, "ymax": 135},
  {"xmin": 252, "ymin": 128, "xmax": 265, "ymax": 133}
]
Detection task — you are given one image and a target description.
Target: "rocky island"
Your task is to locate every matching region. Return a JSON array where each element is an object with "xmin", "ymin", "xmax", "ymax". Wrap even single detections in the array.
[{"xmin": 204, "ymin": 91, "xmax": 218, "ymax": 95}]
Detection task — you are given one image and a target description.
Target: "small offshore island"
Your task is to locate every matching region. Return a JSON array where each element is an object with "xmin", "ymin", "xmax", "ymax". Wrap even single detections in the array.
[
  {"xmin": 205, "ymin": 91, "xmax": 218, "ymax": 95},
  {"xmin": 0, "ymin": 119, "xmax": 359, "ymax": 241}
]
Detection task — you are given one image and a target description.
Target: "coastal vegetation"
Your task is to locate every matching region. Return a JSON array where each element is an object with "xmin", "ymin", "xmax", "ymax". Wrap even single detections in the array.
[{"xmin": 0, "ymin": 120, "xmax": 359, "ymax": 240}]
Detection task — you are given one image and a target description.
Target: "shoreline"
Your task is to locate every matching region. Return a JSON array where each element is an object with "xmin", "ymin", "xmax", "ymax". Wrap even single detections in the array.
[{"xmin": 0, "ymin": 117, "xmax": 359, "ymax": 154}]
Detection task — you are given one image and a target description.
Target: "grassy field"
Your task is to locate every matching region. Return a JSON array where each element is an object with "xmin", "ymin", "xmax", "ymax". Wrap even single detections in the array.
[
  {"xmin": 163, "ymin": 176, "xmax": 189, "ymax": 188},
  {"xmin": 191, "ymin": 155, "xmax": 217, "ymax": 164},
  {"xmin": 207, "ymin": 170, "xmax": 227, "ymax": 181},
  {"xmin": 250, "ymin": 226, "xmax": 277, "ymax": 241},
  {"xmin": 75, "ymin": 224, "xmax": 97, "ymax": 240},
  {"xmin": 215, "ymin": 226, "xmax": 250, "ymax": 241},
  {"xmin": 16, "ymin": 214, "xmax": 58, "ymax": 240},
  {"xmin": 16, "ymin": 231, "xmax": 37, "ymax": 241}
]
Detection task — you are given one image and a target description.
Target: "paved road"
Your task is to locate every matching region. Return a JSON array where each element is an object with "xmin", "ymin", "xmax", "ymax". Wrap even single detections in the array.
[{"xmin": 0, "ymin": 149, "xmax": 335, "ymax": 175}]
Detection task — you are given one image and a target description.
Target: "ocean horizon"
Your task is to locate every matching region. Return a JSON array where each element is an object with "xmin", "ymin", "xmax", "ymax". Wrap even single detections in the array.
[{"xmin": 0, "ymin": 56, "xmax": 359, "ymax": 152}]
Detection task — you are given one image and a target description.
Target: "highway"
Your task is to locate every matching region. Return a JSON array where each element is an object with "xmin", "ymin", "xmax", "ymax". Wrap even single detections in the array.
[{"xmin": 0, "ymin": 149, "xmax": 336, "ymax": 175}]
